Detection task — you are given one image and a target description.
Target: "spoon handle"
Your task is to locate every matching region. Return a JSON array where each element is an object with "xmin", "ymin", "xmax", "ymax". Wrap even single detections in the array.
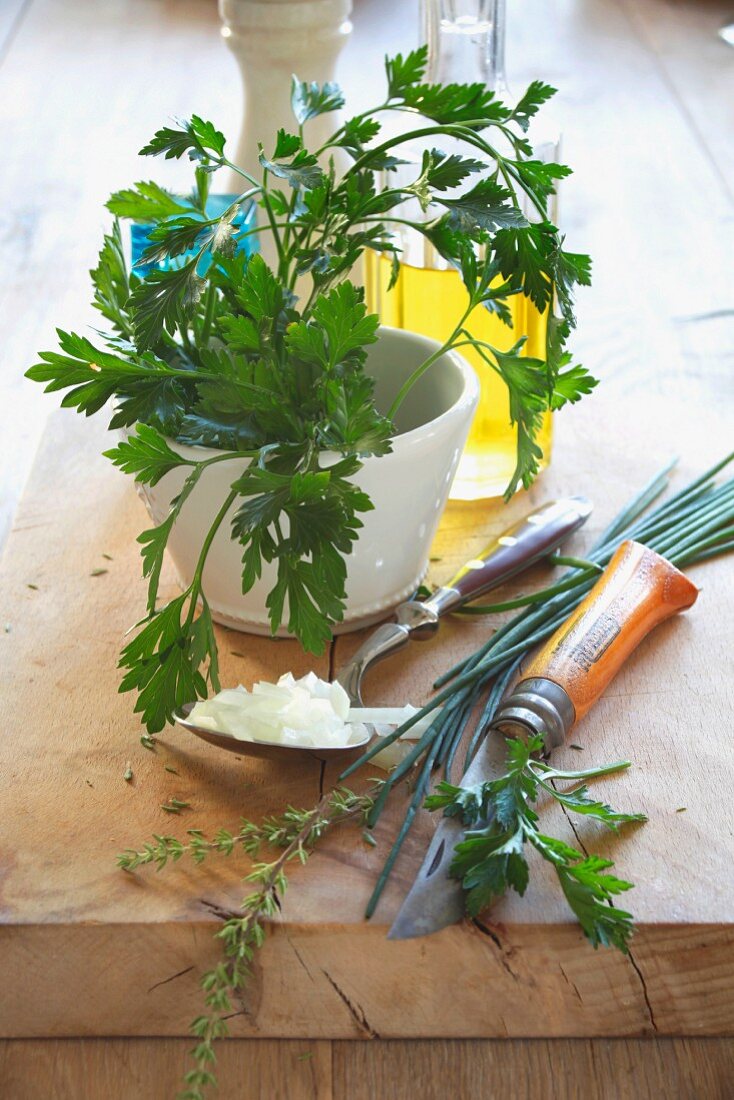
[{"xmin": 337, "ymin": 496, "xmax": 593, "ymax": 704}]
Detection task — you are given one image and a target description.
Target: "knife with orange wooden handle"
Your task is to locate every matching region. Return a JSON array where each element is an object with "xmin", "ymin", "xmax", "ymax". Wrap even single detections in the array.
[{"xmin": 388, "ymin": 540, "xmax": 699, "ymax": 939}]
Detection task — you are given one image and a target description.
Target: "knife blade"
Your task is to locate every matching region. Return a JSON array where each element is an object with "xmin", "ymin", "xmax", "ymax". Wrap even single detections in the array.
[
  {"xmin": 387, "ymin": 730, "xmax": 510, "ymax": 939},
  {"xmin": 388, "ymin": 539, "xmax": 699, "ymax": 940}
]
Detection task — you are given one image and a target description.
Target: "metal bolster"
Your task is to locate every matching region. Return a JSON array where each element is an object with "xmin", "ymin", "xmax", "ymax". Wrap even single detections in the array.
[{"xmin": 492, "ymin": 677, "xmax": 576, "ymax": 751}]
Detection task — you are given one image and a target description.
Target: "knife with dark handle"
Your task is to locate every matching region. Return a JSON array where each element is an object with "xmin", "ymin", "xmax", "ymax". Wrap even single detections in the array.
[
  {"xmin": 336, "ymin": 496, "xmax": 593, "ymax": 705},
  {"xmin": 388, "ymin": 540, "xmax": 699, "ymax": 939}
]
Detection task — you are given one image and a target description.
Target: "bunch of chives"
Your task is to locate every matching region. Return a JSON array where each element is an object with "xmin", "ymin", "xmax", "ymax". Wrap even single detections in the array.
[{"xmin": 340, "ymin": 453, "xmax": 734, "ymax": 917}]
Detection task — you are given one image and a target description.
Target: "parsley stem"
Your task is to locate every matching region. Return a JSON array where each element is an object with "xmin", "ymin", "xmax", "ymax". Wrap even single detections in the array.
[
  {"xmin": 532, "ymin": 759, "xmax": 631, "ymax": 781},
  {"xmin": 386, "ymin": 298, "xmax": 476, "ymax": 418},
  {"xmin": 185, "ymin": 488, "xmax": 238, "ymax": 629},
  {"xmin": 221, "ymin": 158, "xmax": 262, "ymax": 192},
  {"xmin": 199, "ymin": 284, "xmax": 217, "ymax": 345},
  {"xmin": 259, "ymin": 167, "xmax": 286, "ymax": 277}
]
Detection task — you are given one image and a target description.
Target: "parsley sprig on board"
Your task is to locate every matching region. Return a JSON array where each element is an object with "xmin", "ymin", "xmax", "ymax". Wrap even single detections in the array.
[
  {"xmin": 27, "ymin": 47, "xmax": 595, "ymax": 730},
  {"xmin": 426, "ymin": 735, "xmax": 647, "ymax": 952}
]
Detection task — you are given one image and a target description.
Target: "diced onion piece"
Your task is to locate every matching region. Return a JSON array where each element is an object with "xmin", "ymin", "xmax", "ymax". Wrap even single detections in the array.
[
  {"xmin": 188, "ymin": 673, "xmax": 435, "ymax": 762},
  {"xmin": 370, "ymin": 739, "xmax": 416, "ymax": 772},
  {"xmin": 347, "ymin": 705, "xmax": 435, "ymax": 740}
]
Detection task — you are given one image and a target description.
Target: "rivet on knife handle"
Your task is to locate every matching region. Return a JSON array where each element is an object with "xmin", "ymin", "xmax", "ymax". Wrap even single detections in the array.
[{"xmin": 493, "ymin": 540, "xmax": 699, "ymax": 749}]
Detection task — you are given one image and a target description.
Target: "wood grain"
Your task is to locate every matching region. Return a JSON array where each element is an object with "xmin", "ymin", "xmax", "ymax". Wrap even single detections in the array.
[
  {"xmin": 1, "ymin": 1038, "xmax": 732, "ymax": 1100},
  {"xmin": 0, "ymin": 1039, "xmax": 333, "ymax": 1100},
  {"xmin": 1, "ymin": 393, "xmax": 733, "ymax": 1039},
  {"xmin": 1, "ymin": 0, "xmax": 734, "ymax": 1089},
  {"xmin": 620, "ymin": 0, "xmax": 734, "ymax": 196},
  {"xmin": 333, "ymin": 1037, "xmax": 734, "ymax": 1100}
]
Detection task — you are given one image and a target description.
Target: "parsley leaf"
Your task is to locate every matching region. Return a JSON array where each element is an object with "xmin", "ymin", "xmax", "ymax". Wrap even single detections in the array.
[
  {"xmin": 546, "ymin": 783, "xmax": 646, "ymax": 829},
  {"xmin": 139, "ymin": 115, "xmax": 226, "ymax": 163},
  {"xmin": 235, "ymin": 253, "xmax": 284, "ymax": 324},
  {"xmin": 90, "ymin": 220, "xmax": 133, "ymax": 338},
  {"xmin": 400, "ymin": 82, "xmax": 510, "ymax": 127},
  {"xmin": 273, "ymin": 128, "xmax": 301, "ymax": 159},
  {"xmin": 493, "ymin": 223, "xmax": 556, "ymax": 312},
  {"xmin": 440, "ymin": 178, "xmax": 529, "ymax": 233},
  {"xmin": 230, "ymin": 450, "xmax": 372, "ymax": 653},
  {"xmin": 139, "ymin": 215, "xmax": 212, "ymax": 265},
  {"xmin": 511, "ymin": 159, "xmax": 572, "ymax": 205},
  {"xmin": 28, "ymin": 54, "xmax": 596, "ymax": 727},
  {"xmin": 465, "ymin": 337, "xmax": 548, "ymax": 497},
  {"xmin": 427, "ymin": 736, "xmax": 646, "ymax": 953},
  {"xmin": 556, "ymin": 856, "xmax": 636, "ymax": 952},
  {"xmin": 339, "ymin": 116, "xmax": 382, "ymax": 157},
  {"xmin": 259, "ymin": 147, "xmax": 325, "ymax": 191},
  {"xmin": 291, "ymin": 78, "xmax": 345, "ymax": 124},
  {"xmin": 104, "ymin": 422, "xmax": 191, "ymax": 486},
  {"xmin": 385, "ymin": 46, "xmax": 429, "ymax": 97},
  {"xmin": 320, "ymin": 375, "xmax": 393, "ymax": 456},
  {"xmin": 422, "ymin": 149, "xmax": 486, "ymax": 192},
  {"xmin": 551, "ymin": 363, "xmax": 599, "ymax": 410},
  {"xmin": 509, "ymin": 80, "xmax": 557, "ymax": 131},
  {"xmin": 25, "ymin": 331, "xmax": 191, "ymax": 424},
  {"xmin": 130, "ymin": 259, "xmax": 205, "ymax": 349},
  {"xmin": 107, "ymin": 181, "xmax": 189, "ymax": 222},
  {"xmin": 118, "ymin": 593, "xmax": 218, "ymax": 732},
  {"xmin": 136, "ymin": 458, "xmax": 220, "ymax": 613},
  {"xmin": 286, "ymin": 282, "xmax": 379, "ymax": 370}
]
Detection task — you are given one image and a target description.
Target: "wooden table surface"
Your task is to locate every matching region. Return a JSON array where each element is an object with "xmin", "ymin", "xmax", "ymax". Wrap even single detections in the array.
[{"xmin": 1, "ymin": 0, "xmax": 733, "ymax": 1097}]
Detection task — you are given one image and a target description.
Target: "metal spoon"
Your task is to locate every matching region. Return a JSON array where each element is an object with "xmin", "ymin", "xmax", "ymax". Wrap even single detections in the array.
[
  {"xmin": 173, "ymin": 701, "xmax": 372, "ymax": 759},
  {"xmin": 174, "ymin": 496, "xmax": 592, "ymax": 757}
]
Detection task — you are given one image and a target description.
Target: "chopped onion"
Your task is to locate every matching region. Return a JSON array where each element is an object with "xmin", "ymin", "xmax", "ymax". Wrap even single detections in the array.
[{"xmin": 188, "ymin": 672, "xmax": 431, "ymax": 766}]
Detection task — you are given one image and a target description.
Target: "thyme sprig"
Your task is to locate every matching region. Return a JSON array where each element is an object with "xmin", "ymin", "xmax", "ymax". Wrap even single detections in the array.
[{"xmin": 118, "ymin": 784, "xmax": 379, "ymax": 1099}]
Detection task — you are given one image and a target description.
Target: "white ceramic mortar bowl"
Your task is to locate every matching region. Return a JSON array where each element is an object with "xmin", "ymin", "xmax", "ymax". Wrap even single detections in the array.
[{"xmin": 138, "ymin": 326, "xmax": 479, "ymax": 635}]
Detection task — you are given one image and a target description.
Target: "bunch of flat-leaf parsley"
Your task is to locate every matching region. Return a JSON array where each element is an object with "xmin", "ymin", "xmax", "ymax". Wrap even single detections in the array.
[{"xmin": 27, "ymin": 47, "xmax": 595, "ymax": 732}]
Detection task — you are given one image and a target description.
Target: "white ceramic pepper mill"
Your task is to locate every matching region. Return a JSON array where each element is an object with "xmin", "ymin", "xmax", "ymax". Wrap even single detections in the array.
[{"xmin": 219, "ymin": 0, "xmax": 353, "ymax": 179}]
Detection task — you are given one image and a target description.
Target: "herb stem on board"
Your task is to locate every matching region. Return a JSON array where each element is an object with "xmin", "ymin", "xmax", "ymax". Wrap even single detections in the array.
[{"xmin": 118, "ymin": 784, "xmax": 379, "ymax": 1100}]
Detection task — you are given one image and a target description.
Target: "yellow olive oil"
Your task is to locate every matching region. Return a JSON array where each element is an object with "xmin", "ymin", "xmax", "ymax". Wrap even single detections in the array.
[{"xmin": 365, "ymin": 250, "xmax": 552, "ymax": 500}]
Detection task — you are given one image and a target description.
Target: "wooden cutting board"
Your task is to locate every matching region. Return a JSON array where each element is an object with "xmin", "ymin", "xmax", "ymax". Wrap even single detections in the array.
[{"xmin": 1, "ymin": 381, "xmax": 733, "ymax": 1041}]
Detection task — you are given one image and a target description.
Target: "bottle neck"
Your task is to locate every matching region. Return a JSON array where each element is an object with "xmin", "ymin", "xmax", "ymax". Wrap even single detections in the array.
[{"xmin": 422, "ymin": 0, "xmax": 509, "ymax": 94}]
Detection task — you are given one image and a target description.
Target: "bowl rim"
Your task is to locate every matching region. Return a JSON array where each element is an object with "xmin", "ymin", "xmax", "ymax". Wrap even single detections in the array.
[{"xmin": 161, "ymin": 324, "xmax": 479, "ymax": 462}]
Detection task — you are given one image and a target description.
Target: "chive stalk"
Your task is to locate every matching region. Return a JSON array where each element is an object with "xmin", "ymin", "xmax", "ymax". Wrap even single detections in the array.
[{"xmin": 344, "ymin": 457, "xmax": 734, "ymax": 915}]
